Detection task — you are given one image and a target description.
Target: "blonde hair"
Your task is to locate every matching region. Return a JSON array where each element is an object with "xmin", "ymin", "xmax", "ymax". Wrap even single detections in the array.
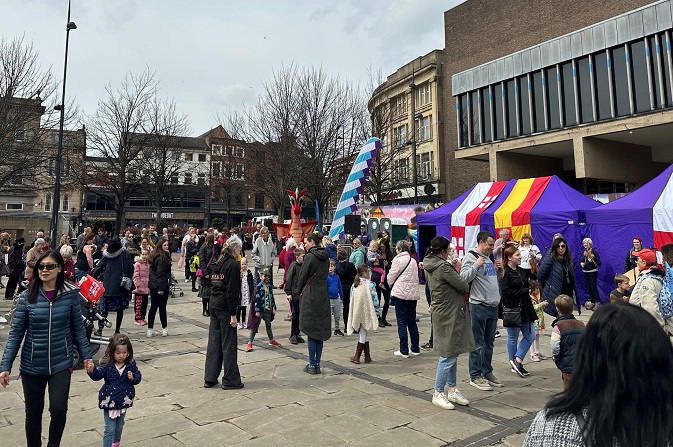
[{"xmin": 368, "ymin": 240, "xmax": 379, "ymax": 250}]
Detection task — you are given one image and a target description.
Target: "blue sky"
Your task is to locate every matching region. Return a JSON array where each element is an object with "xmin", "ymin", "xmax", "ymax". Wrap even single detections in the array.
[{"xmin": 2, "ymin": 0, "xmax": 464, "ymax": 133}]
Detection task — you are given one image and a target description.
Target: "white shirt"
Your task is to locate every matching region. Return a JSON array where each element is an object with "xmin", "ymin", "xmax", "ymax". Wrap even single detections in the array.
[{"xmin": 519, "ymin": 244, "xmax": 541, "ymax": 269}]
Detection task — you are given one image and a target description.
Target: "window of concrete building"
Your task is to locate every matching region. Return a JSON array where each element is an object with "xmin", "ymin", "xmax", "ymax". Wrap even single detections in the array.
[
  {"xmin": 6, "ymin": 203, "xmax": 23, "ymax": 210},
  {"xmin": 211, "ymin": 144, "xmax": 222, "ymax": 155},
  {"xmin": 416, "ymin": 83, "xmax": 431, "ymax": 107},
  {"xmin": 45, "ymin": 194, "xmax": 51, "ymax": 212},
  {"xmin": 417, "ymin": 152, "xmax": 434, "ymax": 179},
  {"xmin": 184, "ymin": 173, "xmax": 192, "ymax": 185},
  {"xmin": 212, "ymin": 161, "xmax": 220, "ymax": 178},
  {"xmin": 662, "ymin": 32, "xmax": 673, "ymax": 107},
  {"xmin": 417, "ymin": 114, "xmax": 433, "ymax": 142},
  {"xmin": 394, "ymin": 124, "xmax": 407, "ymax": 148},
  {"xmin": 630, "ymin": 39, "xmax": 651, "ymax": 113},
  {"xmin": 577, "ymin": 57, "xmax": 594, "ymax": 124},
  {"xmin": 197, "ymin": 173, "xmax": 206, "ymax": 185},
  {"xmin": 493, "ymin": 83, "xmax": 505, "ymax": 140},
  {"xmin": 470, "ymin": 91, "xmax": 480, "ymax": 144},
  {"xmin": 649, "ymin": 35, "xmax": 665, "ymax": 109},
  {"xmin": 235, "ymin": 164, "xmax": 244, "ymax": 179},
  {"xmin": 480, "ymin": 87, "xmax": 493, "ymax": 142},
  {"xmin": 458, "ymin": 94, "xmax": 469, "ymax": 146},
  {"xmin": 396, "ymin": 158, "xmax": 408, "ymax": 181},
  {"xmin": 170, "ymin": 173, "xmax": 178, "ymax": 184},
  {"xmin": 62, "ymin": 195, "xmax": 69, "ymax": 212},
  {"xmin": 255, "ymin": 193, "xmax": 264, "ymax": 209},
  {"xmin": 594, "ymin": 51, "xmax": 612, "ymax": 120},
  {"xmin": 518, "ymin": 76, "xmax": 532, "ymax": 135},
  {"xmin": 531, "ymin": 72, "xmax": 545, "ymax": 133},
  {"xmin": 561, "ymin": 62, "xmax": 578, "ymax": 127},
  {"xmin": 505, "ymin": 79, "xmax": 518, "ymax": 137},
  {"xmin": 393, "ymin": 94, "xmax": 407, "ymax": 117},
  {"xmin": 612, "ymin": 46, "xmax": 631, "ymax": 117},
  {"xmin": 198, "ymin": 153, "xmax": 207, "ymax": 162},
  {"xmin": 545, "ymin": 66, "xmax": 561, "ymax": 130},
  {"xmin": 184, "ymin": 153, "xmax": 193, "ymax": 162}
]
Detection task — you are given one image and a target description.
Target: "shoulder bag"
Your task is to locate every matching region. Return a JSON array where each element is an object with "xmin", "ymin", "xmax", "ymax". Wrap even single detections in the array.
[
  {"xmin": 120, "ymin": 253, "xmax": 135, "ymax": 293},
  {"xmin": 501, "ymin": 269, "xmax": 522, "ymax": 327},
  {"xmin": 196, "ymin": 247, "xmax": 215, "ymax": 278},
  {"xmin": 387, "ymin": 257, "xmax": 412, "ymax": 290}
]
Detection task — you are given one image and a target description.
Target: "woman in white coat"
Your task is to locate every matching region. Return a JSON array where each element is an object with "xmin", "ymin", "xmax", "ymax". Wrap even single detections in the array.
[{"xmin": 388, "ymin": 240, "xmax": 421, "ymax": 358}]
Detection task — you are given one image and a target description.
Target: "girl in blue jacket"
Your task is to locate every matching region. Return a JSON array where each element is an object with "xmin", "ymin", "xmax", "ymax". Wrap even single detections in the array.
[{"xmin": 86, "ymin": 333, "xmax": 142, "ymax": 447}]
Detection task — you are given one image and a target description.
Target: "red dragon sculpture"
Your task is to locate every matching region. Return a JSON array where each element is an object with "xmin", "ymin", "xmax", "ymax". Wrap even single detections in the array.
[{"xmin": 272, "ymin": 188, "xmax": 317, "ymax": 243}]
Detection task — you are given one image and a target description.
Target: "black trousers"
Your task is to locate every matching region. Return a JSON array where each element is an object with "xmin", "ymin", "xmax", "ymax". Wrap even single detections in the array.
[
  {"xmin": 22, "ymin": 369, "xmax": 71, "ymax": 447},
  {"xmin": 204, "ymin": 307, "xmax": 242, "ymax": 386},
  {"xmin": 5, "ymin": 275, "xmax": 19, "ymax": 298},
  {"xmin": 148, "ymin": 288, "xmax": 168, "ymax": 329},
  {"xmin": 290, "ymin": 299, "xmax": 300, "ymax": 336},
  {"xmin": 342, "ymin": 284, "xmax": 352, "ymax": 328}
]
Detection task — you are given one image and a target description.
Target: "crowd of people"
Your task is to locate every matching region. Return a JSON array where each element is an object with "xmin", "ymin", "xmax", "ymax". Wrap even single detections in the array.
[{"xmin": 2, "ymin": 222, "xmax": 673, "ymax": 446}]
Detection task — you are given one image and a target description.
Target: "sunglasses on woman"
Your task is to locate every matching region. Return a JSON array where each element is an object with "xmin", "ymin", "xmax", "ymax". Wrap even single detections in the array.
[
  {"xmin": 558, "ymin": 244, "xmax": 567, "ymax": 248},
  {"xmin": 38, "ymin": 263, "xmax": 59, "ymax": 271}
]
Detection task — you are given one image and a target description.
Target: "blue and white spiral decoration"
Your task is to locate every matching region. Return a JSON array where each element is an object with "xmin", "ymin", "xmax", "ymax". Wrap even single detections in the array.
[{"xmin": 329, "ymin": 137, "xmax": 381, "ymax": 241}]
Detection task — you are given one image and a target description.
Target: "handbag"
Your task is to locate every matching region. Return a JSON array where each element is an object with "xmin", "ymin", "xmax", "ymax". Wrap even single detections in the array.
[
  {"xmin": 502, "ymin": 304, "xmax": 522, "ymax": 327},
  {"xmin": 120, "ymin": 254, "xmax": 135, "ymax": 293},
  {"xmin": 196, "ymin": 247, "xmax": 215, "ymax": 278}
]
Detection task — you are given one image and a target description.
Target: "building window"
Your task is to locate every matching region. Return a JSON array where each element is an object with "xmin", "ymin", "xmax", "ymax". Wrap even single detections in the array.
[
  {"xmin": 545, "ymin": 66, "xmax": 561, "ymax": 130},
  {"xmin": 235, "ymin": 164, "xmax": 244, "ymax": 180},
  {"xmin": 577, "ymin": 56, "xmax": 594, "ymax": 123},
  {"xmin": 416, "ymin": 115, "xmax": 432, "ymax": 141},
  {"xmin": 661, "ymin": 32, "xmax": 673, "ymax": 107},
  {"xmin": 6, "ymin": 203, "xmax": 23, "ymax": 210},
  {"xmin": 418, "ymin": 152, "xmax": 434, "ymax": 179},
  {"xmin": 416, "ymin": 83, "xmax": 431, "ymax": 107},
  {"xmin": 393, "ymin": 124, "xmax": 407, "ymax": 148},
  {"xmin": 561, "ymin": 62, "xmax": 577, "ymax": 126},
  {"xmin": 493, "ymin": 84, "xmax": 505, "ymax": 139},
  {"xmin": 10, "ymin": 174, "xmax": 22, "ymax": 185},
  {"xmin": 396, "ymin": 158, "xmax": 408, "ymax": 182},
  {"xmin": 14, "ymin": 128, "xmax": 26, "ymax": 141},
  {"xmin": 48, "ymin": 159, "xmax": 55, "ymax": 177},
  {"xmin": 233, "ymin": 192, "xmax": 243, "ymax": 205},
  {"xmin": 174, "ymin": 152, "xmax": 184, "ymax": 161},
  {"xmin": 198, "ymin": 153, "xmax": 207, "ymax": 162},
  {"xmin": 458, "ymin": 94, "xmax": 468, "ymax": 146},
  {"xmin": 612, "ymin": 46, "xmax": 631, "ymax": 117},
  {"xmin": 170, "ymin": 173, "xmax": 178, "ymax": 184},
  {"xmin": 518, "ymin": 76, "xmax": 531, "ymax": 135},
  {"xmin": 212, "ymin": 144, "xmax": 222, "ymax": 155},
  {"xmin": 235, "ymin": 147, "xmax": 245, "ymax": 157},
  {"xmin": 226, "ymin": 146, "xmax": 234, "ymax": 156},
  {"xmin": 505, "ymin": 79, "xmax": 518, "ymax": 137},
  {"xmin": 197, "ymin": 173, "xmax": 206, "ymax": 185},
  {"xmin": 255, "ymin": 193, "xmax": 264, "ymax": 209},
  {"xmin": 481, "ymin": 86, "xmax": 493, "ymax": 142},
  {"xmin": 470, "ymin": 91, "xmax": 480, "ymax": 145},
  {"xmin": 594, "ymin": 51, "xmax": 612, "ymax": 120},
  {"xmin": 631, "ymin": 39, "xmax": 651, "ymax": 113},
  {"xmin": 184, "ymin": 173, "xmax": 192, "ymax": 185},
  {"xmin": 62, "ymin": 194, "xmax": 69, "ymax": 212},
  {"xmin": 393, "ymin": 94, "xmax": 407, "ymax": 117},
  {"xmin": 45, "ymin": 194, "xmax": 51, "ymax": 212},
  {"xmin": 212, "ymin": 161, "xmax": 221, "ymax": 178},
  {"xmin": 185, "ymin": 153, "xmax": 194, "ymax": 162}
]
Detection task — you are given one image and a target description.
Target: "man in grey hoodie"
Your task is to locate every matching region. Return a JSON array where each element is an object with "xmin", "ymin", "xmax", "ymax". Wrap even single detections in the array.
[{"xmin": 460, "ymin": 231, "xmax": 504, "ymax": 391}]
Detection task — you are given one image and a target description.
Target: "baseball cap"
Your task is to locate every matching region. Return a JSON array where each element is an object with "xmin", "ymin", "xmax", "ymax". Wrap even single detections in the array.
[{"xmin": 633, "ymin": 248, "xmax": 657, "ymax": 265}]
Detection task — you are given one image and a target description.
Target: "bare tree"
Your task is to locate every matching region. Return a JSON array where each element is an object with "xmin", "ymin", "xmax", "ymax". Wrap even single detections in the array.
[
  {"xmin": 141, "ymin": 97, "xmax": 191, "ymax": 227},
  {"xmin": 0, "ymin": 35, "xmax": 78, "ymax": 193},
  {"xmin": 84, "ymin": 69, "xmax": 157, "ymax": 233}
]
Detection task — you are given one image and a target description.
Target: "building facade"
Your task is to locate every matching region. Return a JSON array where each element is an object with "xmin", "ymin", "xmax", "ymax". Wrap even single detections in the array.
[{"xmin": 446, "ymin": 0, "xmax": 672, "ymax": 193}]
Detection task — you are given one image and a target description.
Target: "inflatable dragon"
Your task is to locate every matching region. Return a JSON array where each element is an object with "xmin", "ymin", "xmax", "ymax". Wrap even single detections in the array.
[{"xmin": 272, "ymin": 188, "xmax": 317, "ymax": 242}]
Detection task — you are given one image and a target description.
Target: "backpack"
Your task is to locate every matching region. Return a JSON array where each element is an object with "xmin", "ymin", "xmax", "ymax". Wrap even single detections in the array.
[{"xmin": 659, "ymin": 264, "xmax": 673, "ymax": 319}]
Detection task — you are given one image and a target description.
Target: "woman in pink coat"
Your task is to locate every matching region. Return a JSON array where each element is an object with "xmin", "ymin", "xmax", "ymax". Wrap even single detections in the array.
[{"xmin": 387, "ymin": 240, "xmax": 420, "ymax": 358}]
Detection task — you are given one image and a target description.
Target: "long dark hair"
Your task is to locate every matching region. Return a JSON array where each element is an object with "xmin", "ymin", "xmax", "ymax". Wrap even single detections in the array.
[
  {"xmin": 379, "ymin": 238, "xmax": 393, "ymax": 262},
  {"xmin": 546, "ymin": 304, "xmax": 673, "ymax": 446},
  {"xmin": 551, "ymin": 237, "xmax": 572, "ymax": 263},
  {"xmin": 27, "ymin": 250, "xmax": 66, "ymax": 304},
  {"xmin": 103, "ymin": 333, "xmax": 134, "ymax": 366},
  {"xmin": 152, "ymin": 237, "xmax": 170, "ymax": 265}
]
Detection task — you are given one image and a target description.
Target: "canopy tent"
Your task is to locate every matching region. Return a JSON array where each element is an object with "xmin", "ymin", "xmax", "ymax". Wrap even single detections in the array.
[
  {"xmin": 417, "ymin": 175, "xmax": 601, "ymax": 301},
  {"xmin": 585, "ymin": 164, "xmax": 673, "ymax": 300}
]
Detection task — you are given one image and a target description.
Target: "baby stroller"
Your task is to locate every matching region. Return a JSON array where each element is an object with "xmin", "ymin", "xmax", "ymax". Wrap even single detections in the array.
[{"xmin": 169, "ymin": 274, "xmax": 184, "ymax": 298}]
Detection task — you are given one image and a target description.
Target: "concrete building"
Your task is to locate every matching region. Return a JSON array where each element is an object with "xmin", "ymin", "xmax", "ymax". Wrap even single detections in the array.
[
  {"xmin": 369, "ymin": 50, "xmax": 481, "ymax": 204},
  {"xmin": 446, "ymin": 0, "xmax": 673, "ymax": 193}
]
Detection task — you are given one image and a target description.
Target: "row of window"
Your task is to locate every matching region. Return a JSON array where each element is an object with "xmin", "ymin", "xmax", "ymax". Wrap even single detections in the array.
[
  {"xmin": 391, "ymin": 82, "xmax": 432, "ymax": 118},
  {"xmin": 211, "ymin": 144, "xmax": 244, "ymax": 157},
  {"xmin": 457, "ymin": 32, "xmax": 673, "ymax": 147},
  {"xmin": 392, "ymin": 114, "xmax": 434, "ymax": 147},
  {"xmin": 175, "ymin": 152, "xmax": 208, "ymax": 162},
  {"xmin": 390, "ymin": 152, "xmax": 435, "ymax": 182},
  {"xmin": 211, "ymin": 162, "xmax": 245, "ymax": 179}
]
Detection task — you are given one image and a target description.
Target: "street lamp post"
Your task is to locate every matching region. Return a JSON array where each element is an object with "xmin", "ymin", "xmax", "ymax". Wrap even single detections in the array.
[
  {"xmin": 408, "ymin": 80, "xmax": 420, "ymax": 205},
  {"xmin": 50, "ymin": 1, "xmax": 77, "ymax": 249}
]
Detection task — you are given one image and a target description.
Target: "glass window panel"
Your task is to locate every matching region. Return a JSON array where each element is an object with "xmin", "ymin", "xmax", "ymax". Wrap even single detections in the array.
[
  {"xmin": 493, "ymin": 83, "xmax": 505, "ymax": 140},
  {"xmin": 631, "ymin": 39, "xmax": 651, "ymax": 113},
  {"xmin": 545, "ymin": 66, "xmax": 561, "ymax": 129},
  {"xmin": 471, "ymin": 91, "xmax": 480, "ymax": 145},
  {"xmin": 506, "ymin": 80, "xmax": 517, "ymax": 137},
  {"xmin": 612, "ymin": 46, "xmax": 631, "ymax": 117},
  {"xmin": 561, "ymin": 62, "xmax": 578, "ymax": 126},
  {"xmin": 594, "ymin": 51, "xmax": 612, "ymax": 120},
  {"xmin": 577, "ymin": 57, "xmax": 594, "ymax": 123},
  {"xmin": 480, "ymin": 87, "xmax": 492, "ymax": 142},
  {"xmin": 518, "ymin": 77, "xmax": 531, "ymax": 135},
  {"xmin": 662, "ymin": 33, "xmax": 673, "ymax": 107},
  {"xmin": 458, "ymin": 94, "xmax": 468, "ymax": 146},
  {"xmin": 532, "ymin": 72, "xmax": 545, "ymax": 132},
  {"xmin": 649, "ymin": 36, "xmax": 664, "ymax": 109}
]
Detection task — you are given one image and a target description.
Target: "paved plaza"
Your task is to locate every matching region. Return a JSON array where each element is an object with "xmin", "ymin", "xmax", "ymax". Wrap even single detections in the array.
[{"xmin": 0, "ymin": 275, "xmax": 587, "ymax": 446}]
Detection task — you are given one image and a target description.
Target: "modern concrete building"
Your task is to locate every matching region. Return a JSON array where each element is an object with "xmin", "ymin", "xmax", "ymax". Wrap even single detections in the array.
[
  {"xmin": 369, "ymin": 50, "xmax": 482, "ymax": 204},
  {"xmin": 446, "ymin": 0, "xmax": 673, "ymax": 194}
]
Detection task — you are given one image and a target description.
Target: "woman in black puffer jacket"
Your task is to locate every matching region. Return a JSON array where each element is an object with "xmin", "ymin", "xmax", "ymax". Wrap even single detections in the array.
[
  {"xmin": 147, "ymin": 238, "xmax": 172, "ymax": 337},
  {"xmin": 499, "ymin": 245, "xmax": 538, "ymax": 378},
  {"xmin": 92, "ymin": 238, "xmax": 134, "ymax": 334},
  {"xmin": 0, "ymin": 250, "xmax": 92, "ymax": 447},
  {"xmin": 537, "ymin": 237, "xmax": 580, "ymax": 318}
]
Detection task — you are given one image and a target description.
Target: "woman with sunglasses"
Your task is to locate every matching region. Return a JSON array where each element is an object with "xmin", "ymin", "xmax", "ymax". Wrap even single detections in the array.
[
  {"xmin": 537, "ymin": 237, "xmax": 580, "ymax": 318},
  {"xmin": 0, "ymin": 250, "xmax": 93, "ymax": 447}
]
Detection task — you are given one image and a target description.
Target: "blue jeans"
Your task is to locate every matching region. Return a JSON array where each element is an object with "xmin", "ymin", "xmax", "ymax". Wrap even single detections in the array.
[
  {"xmin": 307, "ymin": 336, "xmax": 324, "ymax": 367},
  {"xmin": 506, "ymin": 321, "xmax": 535, "ymax": 362},
  {"xmin": 74, "ymin": 268, "xmax": 87, "ymax": 282},
  {"xmin": 394, "ymin": 299, "xmax": 419, "ymax": 355},
  {"xmin": 468, "ymin": 303, "xmax": 498, "ymax": 380},
  {"xmin": 103, "ymin": 409, "xmax": 126, "ymax": 447},
  {"xmin": 434, "ymin": 355, "xmax": 458, "ymax": 391}
]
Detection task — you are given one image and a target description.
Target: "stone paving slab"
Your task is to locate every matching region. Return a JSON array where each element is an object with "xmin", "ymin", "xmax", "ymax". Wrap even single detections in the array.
[{"xmin": 0, "ymin": 280, "xmax": 592, "ymax": 446}]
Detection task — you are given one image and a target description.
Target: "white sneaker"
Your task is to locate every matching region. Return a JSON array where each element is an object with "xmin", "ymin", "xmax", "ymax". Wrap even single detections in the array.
[
  {"xmin": 162, "ymin": 328, "xmax": 168, "ymax": 337},
  {"xmin": 237, "ymin": 322, "xmax": 243, "ymax": 329},
  {"xmin": 446, "ymin": 389, "xmax": 469, "ymax": 406},
  {"xmin": 393, "ymin": 350, "xmax": 409, "ymax": 359},
  {"xmin": 0, "ymin": 315, "xmax": 7, "ymax": 324},
  {"xmin": 147, "ymin": 329, "xmax": 155, "ymax": 338},
  {"xmin": 432, "ymin": 392, "xmax": 455, "ymax": 410}
]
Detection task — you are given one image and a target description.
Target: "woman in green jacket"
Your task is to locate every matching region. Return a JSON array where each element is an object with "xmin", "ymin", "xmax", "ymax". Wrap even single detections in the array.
[{"xmin": 423, "ymin": 236, "xmax": 475, "ymax": 410}]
